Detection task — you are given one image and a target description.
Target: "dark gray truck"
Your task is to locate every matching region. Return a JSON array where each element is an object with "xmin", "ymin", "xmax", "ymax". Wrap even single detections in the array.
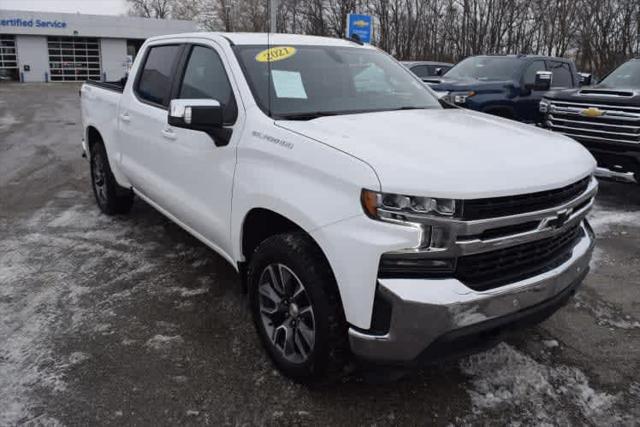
[{"xmin": 541, "ymin": 58, "xmax": 640, "ymax": 184}]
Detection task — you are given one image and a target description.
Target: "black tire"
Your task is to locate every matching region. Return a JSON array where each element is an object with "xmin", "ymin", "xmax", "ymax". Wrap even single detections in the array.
[
  {"xmin": 90, "ymin": 140, "xmax": 134, "ymax": 215},
  {"xmin": 248, "ymin": 232, "xmax": 350, "ymax": 384}
]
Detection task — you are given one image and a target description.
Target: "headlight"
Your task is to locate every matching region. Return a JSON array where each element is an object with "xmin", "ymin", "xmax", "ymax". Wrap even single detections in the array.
[
  {"xmin": 443, "ymin": 91, "xmax": 475, "ymax": 105},
  {"xmin": 361, "ymin": 189, "xmax": 457, "ymax": 223},
  {"xmin": 539, "ymin": 98, "xmax": 550, "ymax": 113}
]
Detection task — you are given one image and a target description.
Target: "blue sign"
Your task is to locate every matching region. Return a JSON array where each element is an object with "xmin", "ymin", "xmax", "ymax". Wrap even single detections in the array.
[
  {"xmin": 0, "ymin": 18, "xmax": 67, "ymax": 29},
  {"xmin": 347, "ymin": 14, "xmax": 372, "ymax": 43}
]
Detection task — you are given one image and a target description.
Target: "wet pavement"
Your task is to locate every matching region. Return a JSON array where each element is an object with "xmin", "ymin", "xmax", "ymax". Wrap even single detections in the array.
[{"xmin": 1, "ymin": 83, "xmax": 639, "ymax": 425}]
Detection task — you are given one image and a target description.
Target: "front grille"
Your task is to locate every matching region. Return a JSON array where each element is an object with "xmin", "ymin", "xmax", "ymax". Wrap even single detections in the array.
[
  {"xmin": 455, "ymin": 225, "xmax": 582, "ymax": 291},
  {"xmin": 547, "ymin": 100, "xmax": 640, "ymax": 145},
  {"xmin": 461, "ymin": 176, "xmax": 590, "ymax": 220}
]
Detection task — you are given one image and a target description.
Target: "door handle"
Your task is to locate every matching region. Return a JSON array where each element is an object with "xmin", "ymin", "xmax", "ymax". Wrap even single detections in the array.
[
  {"xmin": 119, "ymin": 112, "xmax": 131, "ymax": 123},
  {"xmin": 161, "ymin": 127, "xmax": 177, "ymax": 140}
]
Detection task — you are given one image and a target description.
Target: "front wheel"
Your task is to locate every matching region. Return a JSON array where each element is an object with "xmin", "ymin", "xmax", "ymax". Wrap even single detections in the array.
[{"xmin": 248, "ymin": 232, "xmax": 350, "ymax": 383}]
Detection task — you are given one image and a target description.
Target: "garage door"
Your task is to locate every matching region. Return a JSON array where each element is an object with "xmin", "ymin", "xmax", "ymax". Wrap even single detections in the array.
[
  {"xmin": 48, "ymin": 36, "xmax": 101, "ymax": 81},
  {"xmin": 0, "ymin": 35, "xmax": 18, "ymax": 81}
]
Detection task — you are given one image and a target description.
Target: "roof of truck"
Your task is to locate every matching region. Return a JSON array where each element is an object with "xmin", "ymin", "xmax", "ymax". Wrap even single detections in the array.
[{"xmin": 149, "ymin": 32, "xmax": 373, "ymax": 48}]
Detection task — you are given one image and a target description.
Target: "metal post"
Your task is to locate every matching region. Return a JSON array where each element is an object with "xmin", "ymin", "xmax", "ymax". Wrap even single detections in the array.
[{"xmin": 270, "ymin": 0, "xmax": 278, "ymax": 33}]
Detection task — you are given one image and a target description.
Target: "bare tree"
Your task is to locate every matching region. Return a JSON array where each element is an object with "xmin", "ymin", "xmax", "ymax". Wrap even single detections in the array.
[{"xmin": 127, "ymin": 0, "xmax": 640, "ymax": 75}]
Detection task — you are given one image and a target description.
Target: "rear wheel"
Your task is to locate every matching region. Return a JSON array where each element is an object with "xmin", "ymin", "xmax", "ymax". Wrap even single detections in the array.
[
  {"xmin": 248, "ymin": 232, "xmax": 350, "ymax": 383},
  {"xmin": 90, "ymin": 141, "xmax": 134, "ymax": 215}
]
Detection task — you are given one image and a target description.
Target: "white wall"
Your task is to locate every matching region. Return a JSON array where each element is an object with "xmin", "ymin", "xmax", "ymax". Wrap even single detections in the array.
[
  {"xmin": 15, "ymin": 35, "xmax": 48, "ymax": 82},
  {"xmin": 100, "ymin": 38, "xmax": 128, "ymax": 82}
]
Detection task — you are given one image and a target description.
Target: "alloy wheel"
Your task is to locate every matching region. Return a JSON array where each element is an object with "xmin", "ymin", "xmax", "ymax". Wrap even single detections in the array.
[{"xmin": 258, "ymin": 263, "xmax": 316, "ymax": 363}]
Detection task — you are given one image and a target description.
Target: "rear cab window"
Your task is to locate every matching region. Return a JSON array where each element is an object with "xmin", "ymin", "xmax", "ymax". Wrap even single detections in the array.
[{"xmin": 135, "ymin": 44, "xmax": 183, "ymax": 108}]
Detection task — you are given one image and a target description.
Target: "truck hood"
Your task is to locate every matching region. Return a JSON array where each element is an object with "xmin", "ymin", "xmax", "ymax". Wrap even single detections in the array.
[
  {"xmin": 278, "ymin": 109, "xmax": 595, "ymax": 199},
  {"xmin": 545, "ymin": 86, "xmax": 640, "ymax": 107},
  {"xmin": 428, "ymin": 78, "xmax": 512, "ymax": 93}
]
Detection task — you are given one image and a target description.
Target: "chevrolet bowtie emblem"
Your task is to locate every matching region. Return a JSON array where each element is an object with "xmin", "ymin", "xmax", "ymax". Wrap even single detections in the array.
[{"xmin": 581, "ymin": 107, "xmax": 605, "ymax": 118}]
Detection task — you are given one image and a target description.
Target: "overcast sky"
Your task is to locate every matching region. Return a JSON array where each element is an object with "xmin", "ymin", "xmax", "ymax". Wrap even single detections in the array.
[{"xmin": 0, "ymin": 0, "xmax": 129, "ymax": 16}]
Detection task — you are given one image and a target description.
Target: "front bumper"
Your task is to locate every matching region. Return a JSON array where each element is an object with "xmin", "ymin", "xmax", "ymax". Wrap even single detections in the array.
[{"xmin": 348, "ymin": 220, "xmax": 595, "ymax": 364}]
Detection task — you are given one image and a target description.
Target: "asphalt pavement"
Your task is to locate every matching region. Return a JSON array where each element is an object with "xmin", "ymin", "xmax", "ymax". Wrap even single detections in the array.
[{"xmin": 1, "ymin": 83, "xmax": 639, "ymax": 426}]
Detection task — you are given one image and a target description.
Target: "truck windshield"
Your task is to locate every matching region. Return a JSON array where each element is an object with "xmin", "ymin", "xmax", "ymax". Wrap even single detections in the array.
[
  {"xmin": 233, "ymin": 44, "xmax": 440, "ymax": 120},
  {"xmin": 599, "ymin": 60, "xmax": 640, "ymax": 89},
  {"xmin": 445, "ymin": 57, "xmax": 521, "ymax": 81}
]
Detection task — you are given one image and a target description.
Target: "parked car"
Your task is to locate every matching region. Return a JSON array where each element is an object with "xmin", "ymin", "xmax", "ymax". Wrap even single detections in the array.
[
  {"xmin": 540, "ymin": 58, "xmax": 640, "ymax": 184},
  {"xmin": 81, "ymin": 33, "xmax": 597, "ymax": 383},
  {"xmin": 402, "ymin": 61, "xmax": 453, "ymax": 80},
  {"xmin": 427, "ymin": 54, "xmax": 583, "ymax": 123}
]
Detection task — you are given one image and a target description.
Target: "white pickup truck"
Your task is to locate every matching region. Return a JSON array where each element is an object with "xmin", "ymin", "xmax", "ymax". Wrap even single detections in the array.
[{"xmin": 81, "ymin": 32, "xmax": 598, "ymax": 383}]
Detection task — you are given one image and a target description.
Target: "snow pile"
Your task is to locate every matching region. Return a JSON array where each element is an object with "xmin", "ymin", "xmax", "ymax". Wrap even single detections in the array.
[
  {"xmin": 460, "ymin": 343, "xmax": 619, "ymax": 424},
  {"xmin": 145, "ymin": 334, "xmax": 184, "ymax": 351},
  {"xmin": 574, "ymin": 294, "xmax": 640, "ymax": 330}
]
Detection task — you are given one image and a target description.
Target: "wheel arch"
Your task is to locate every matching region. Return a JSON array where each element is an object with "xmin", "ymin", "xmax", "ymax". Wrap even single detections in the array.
[
  {"xmin": 238, "ymin": 208, "xmax": 342, "ymax": 307},
  {"xmin": 84, "ymin": 125, "xmax": 131, "ymax": 189}
]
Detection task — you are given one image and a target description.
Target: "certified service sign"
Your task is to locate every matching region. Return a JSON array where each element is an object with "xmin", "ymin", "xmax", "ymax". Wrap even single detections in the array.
[{"xmin": 0, "ymin": 17, "xmax": 67, "ymax": 29}]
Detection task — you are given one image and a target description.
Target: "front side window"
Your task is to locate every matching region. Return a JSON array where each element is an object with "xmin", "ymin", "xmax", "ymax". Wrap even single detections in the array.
[
  {"xmin": 137, "ymin": 44, "xmax": 182, "ymax": 106},
  {"xmin": 599, "ymin": 60, "xmax": 640, "ymax": 89},
  {"xmin": 445, "ymin": 56, "xmax": 521, "ymax": 81},
  {"xmin": 548, "ymin": 61, "xmax": 573, "ymax": 88},
  {"xmin": 179, "ymin": 45, "xmax": 238, "ymax": 124},
  {"xmin": 522, "ymin": 60, "xmax": 546, "ymax": 86},
  {"xmin": 233, "ymin": 45, "xmax": 440, "ymax": 119}
]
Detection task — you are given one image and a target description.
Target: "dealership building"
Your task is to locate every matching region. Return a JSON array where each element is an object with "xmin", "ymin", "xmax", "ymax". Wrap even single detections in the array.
[{"xmin": 0, "ymin": 9, "xmax": 198, "ymax": 82}]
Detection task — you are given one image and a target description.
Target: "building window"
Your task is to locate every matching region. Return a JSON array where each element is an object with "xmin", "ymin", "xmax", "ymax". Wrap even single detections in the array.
[
  {"xmin": 0, "ymin": 35, "xmax": 18, "ymax": 81},
  {"xmin": 47, "ymin": 36, "xmax": 101, "ymax": 82}
]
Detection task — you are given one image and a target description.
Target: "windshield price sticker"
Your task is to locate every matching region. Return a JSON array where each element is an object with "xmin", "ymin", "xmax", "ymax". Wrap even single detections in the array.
[{"xmin": 255, "ymin": 46, "xmax": 297, "ymax": 63}]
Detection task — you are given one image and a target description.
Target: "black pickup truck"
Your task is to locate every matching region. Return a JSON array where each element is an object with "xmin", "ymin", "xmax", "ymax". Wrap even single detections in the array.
[
  {"xmin": 541, "ymin": 58, "xmax": 640, "ymax": 184},
  {"xmin": 427, "ymin": 55, "xmax": 582, "ymax": 124}
]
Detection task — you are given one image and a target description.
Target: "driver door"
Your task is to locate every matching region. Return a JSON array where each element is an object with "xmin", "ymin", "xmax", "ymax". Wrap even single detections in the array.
[
  {"xmin": 150, "ymin": 42, "xmax": 243, "ymax": 259},
  {"xmin": 516, "ymin": 60, "xmax": 548, "ymax": 123}
]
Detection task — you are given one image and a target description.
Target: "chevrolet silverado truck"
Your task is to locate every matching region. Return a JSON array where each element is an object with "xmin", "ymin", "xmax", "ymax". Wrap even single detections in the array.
[
  {"xmin": 427, "ymin": 55, "xmax": 583, "ymax": 123},
  {"xmin": 541, "ymin": 58, "xmax": 640, "ymax": 184},
  {"xmin": 81, "ymin": 33, "xmax": 597, "ymax": 383}
]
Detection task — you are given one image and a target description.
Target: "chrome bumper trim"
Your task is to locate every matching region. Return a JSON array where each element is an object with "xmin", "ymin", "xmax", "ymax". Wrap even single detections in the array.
[
  {"xmin": 348, "ymin": 221, "xmax": 594, "ymax": 363},
  {"xmin": 595, "ymin": 167, "xmax": 638, "ymax": 184}
]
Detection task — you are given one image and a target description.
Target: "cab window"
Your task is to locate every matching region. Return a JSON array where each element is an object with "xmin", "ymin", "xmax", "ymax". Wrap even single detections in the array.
[
  {"xmin": 411, "ymin": 65, "xmax": 435, "ymax": 78},
  {"xmin": 548, "ymin": 61, "xmax": 574, "ymax": 88},
  {"xmin": 522, "ymin": 60, "xmax": 546, "ymax": 86},
  {"xmin": 178, "ymin": 45, "xmax": 238, "ymax": 124},
  {"xmin": 136, "ymin": 44, "xmax": 182, "ymax": 107}
]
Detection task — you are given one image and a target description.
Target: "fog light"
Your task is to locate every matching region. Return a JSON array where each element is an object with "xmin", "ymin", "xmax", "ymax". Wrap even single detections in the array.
[{"xmin": 379, "ymin": 252, "xmax": 455, "ymax": 278}]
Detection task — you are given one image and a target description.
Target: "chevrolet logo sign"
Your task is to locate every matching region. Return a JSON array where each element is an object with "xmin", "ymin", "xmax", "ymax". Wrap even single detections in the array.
[
  {"xmin": 353, "ymin": 20, "xmax": 369, "ymax": 28},
  {"xmin": 580, "ymin": 107, "xmax": 605, "ymax": 118}
]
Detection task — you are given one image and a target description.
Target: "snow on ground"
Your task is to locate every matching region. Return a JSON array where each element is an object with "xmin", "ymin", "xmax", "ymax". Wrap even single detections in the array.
[
  {"xmin": 589, "ymin": 206, "xmax": 640, "ymax": 235},
  {"xmin": 0, "ymin": 192, "xmax": 211, "ymax": 425},
  {"xmin": 0, "ymin": 111, "xmax": 19, "ymax": 132},
  {"xmin": 459, "ymin": 343, "xmax": 623, "ymax": 424},
  {"xmin": 574, "ymin": 293, "xmax": 640, "ymax": 330}
]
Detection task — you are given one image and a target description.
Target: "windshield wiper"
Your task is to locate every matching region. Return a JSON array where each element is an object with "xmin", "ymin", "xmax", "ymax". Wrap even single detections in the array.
[{"xmin": 274, "ymin": 111, "xmax": 341, "ymax": 121}]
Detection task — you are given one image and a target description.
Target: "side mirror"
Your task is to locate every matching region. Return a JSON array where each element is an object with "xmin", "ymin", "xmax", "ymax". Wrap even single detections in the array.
[
  {"xmin": 533, "ymin": 71, "xmax": 552, "ymax": 91},
  {"xmin": 578, "ymin": 72, "xmax": 592, "ymax": 86},
  {"xmin": 168, "ymin": 99, "xmax": 223, "ymax": 131}
]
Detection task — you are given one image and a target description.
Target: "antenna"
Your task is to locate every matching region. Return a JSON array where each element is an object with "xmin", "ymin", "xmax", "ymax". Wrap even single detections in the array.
[{"xmin": 267, "ymin": 0, "xmax": 274, "ymax": 118}]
